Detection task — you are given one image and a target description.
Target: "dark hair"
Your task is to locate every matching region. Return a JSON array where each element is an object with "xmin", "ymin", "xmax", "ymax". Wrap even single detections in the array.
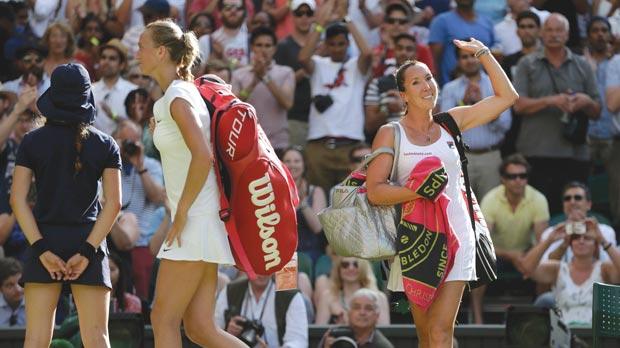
[
  {"xmin": 393, "ymin": 33, "xmax": 416, "ymax": 46},
  {"xmin": 394, "ymin": 59, "xmax": 419, "ymax": 92},
  {"xmin": 0, "ymin": 257, "xmax": 22, "ymax": 285},
  {"xmin": 72, "ymin": 123, "xmax": 90, "ymax": 177},
  {"xmin": 348, "ymin": 143, "xmax": 371, "ymax": 163},
  {"xmin": 124, "ymin": 88, "xmax": 150, "ymax": 121},
  {"xmin": 325, "ymin": 23, "xmax": 349, "ymax": 41},
  {"xmin": 562, "ymin": 181, "xmax": 592, "ymax": 201},
  {"xmin": 250, "ymin": 26, "xmax": 277, "ymax": 46},
  {"xmin": 146, "ymin": 19, "xmax": 200, "ymax": 81},
  {"xmin": 281, "ymin": 145, "xmax": 307, "ymax": 175},
  {"xmin": 189, "ymin": 11, "xmax": 214, "ymax": 32},
  {"xmin": 77, "ymin": 13, "xmax": 106, "ymax": 48},
  {"xmin": 109, "ymin": 252, "xmax": 129, "ymax": 311},
  {"xmin": 587, "ymin": 16, "xmax": 611, "ymax": 34},
  {"xmin": 516, "ymin": 10, "xmax": 541, "ymax": 28},
  {"xmin": 0, "ymin": 3, "xmax": 15, "ymax": 23},
  {"xmin": 499, "ymin": 153, "xmax": 531, "ymax": 177},
  {"xmin": 384, "ymin": 3, "xmax": 410, "ymax": 20}
]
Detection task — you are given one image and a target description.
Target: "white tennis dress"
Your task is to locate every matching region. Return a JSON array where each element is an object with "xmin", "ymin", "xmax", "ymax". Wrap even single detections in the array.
[
  {"xmin": 387, "ymin": 122, "xmax": 477, "ymax": 291},
  {"xmin": 153, "ymin": 79, "xmax": 234, "ymax": 264}
]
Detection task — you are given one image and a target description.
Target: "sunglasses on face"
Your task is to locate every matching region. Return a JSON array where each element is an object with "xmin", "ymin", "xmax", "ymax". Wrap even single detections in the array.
[
  {"xmin": 563, "ymin": 194, "xmax": 585, "ymax": 202},
  {"xmin": 571, "ymin": 234, "xmax": 594, "ymax": 242},
  {"xmin": 222, "ymin": 4, "xmax": 243, "ymax": 11},
  {"xmin": 518, "ymin": 24, "xmax": 537, "ymax": 29},
  {"xmin": 293, "ymin": 10, "xmax": 314, "ymax": 17},
  {"xmin": 22, "ymin": 56, "xmax": 42, "ymax": 64},
  {"xmin": 351, "ymin": 156, "xmax": 365, "ymax": 163},
  {"xmin": 340, "ymin": 260, "xmax": 359, "ymax": 269},
  {"xmin": 503, "ymin": 172, "xmax": 528, "ymax": 180},
  {"xmin": 386, "ymin": 17, "xmax": 408, "ymax": 25}
]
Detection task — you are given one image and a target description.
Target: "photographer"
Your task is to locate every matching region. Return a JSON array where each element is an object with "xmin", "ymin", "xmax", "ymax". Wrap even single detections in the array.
[
  {"xmin": 540, "ymin": 182, "xmax": 616, "ymax": 263},
  {"xmin": 318, "ymin": 288, "xmax": 393, "ymax": 348},
  {"xmin": 215, "ymin": 275, "xmax": 308, "ymax": 348},
  {"xmin": 111, "ymin": 120, "xmax": 165, "ymax": 299},
  {"xmin": 521, "ymin": 210, "xmax": 620, "ymax": 328},
  {"xmin": 297, "ymin": 0, "xmax": 372, "ymax": 194}
]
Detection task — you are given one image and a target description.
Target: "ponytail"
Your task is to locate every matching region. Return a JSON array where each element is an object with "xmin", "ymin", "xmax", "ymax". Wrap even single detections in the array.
[
  {"xmin": 73, "ymin": 123, "xmax": 89, "ymax": 177},
  {"xmin": 147, "ymin": 19, "xmax": 199, "ymax": 81},
  {"xmin": 178, "ymin": 31, "xmax": 199, "ymax": 81}
]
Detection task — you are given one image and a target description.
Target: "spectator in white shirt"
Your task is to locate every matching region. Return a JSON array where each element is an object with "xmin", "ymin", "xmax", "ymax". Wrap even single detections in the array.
[
  {"xmin": 215, "ymin": 275, "xmax": 309, "ymax": 348},
  {"xmin": 92, "ymin": 39, "xmax": 138, "ymax": 135},
  {"xmin": 494, "ymin": 0, "xmax": 549, "ymax": 56},
  {"xmin": 211, "ymin": 0, "xmax": 250, "ymax": 69}
]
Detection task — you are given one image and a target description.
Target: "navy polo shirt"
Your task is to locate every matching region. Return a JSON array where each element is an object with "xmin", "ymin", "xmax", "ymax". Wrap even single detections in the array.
[{"xmin": 15, "ymin": 124, "xmax": 121, "ymax": 225}]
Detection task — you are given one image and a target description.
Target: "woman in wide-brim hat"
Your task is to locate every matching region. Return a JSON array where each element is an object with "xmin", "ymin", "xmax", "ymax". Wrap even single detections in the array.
[{"xmin": 11, "ymin": 63, "xmax": 122, "ymax": 348}]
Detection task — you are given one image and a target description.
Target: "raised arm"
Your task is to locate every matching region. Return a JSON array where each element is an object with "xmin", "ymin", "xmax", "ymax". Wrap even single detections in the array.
[
  {"xmin": 344, "ymin": 19, "xmax": 372, "ymax": 74},
  {"xmin": 521, "ymin": 228, "xmax": 564, "ymax": 284},
  {"xmin": 447, "ymin": 39, "xmax": 519, "ymax": 132},
  {"xmin": 0, "ymin": 87, "xmax": 37, "ymax": 151},
  {"xmin": 298, "ymin": 0, "xmax": 336, "ymax": 75}
]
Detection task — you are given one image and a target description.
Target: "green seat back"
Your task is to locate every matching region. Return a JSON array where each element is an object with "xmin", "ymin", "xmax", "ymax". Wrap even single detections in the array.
[{"xmin": 593, "ymin": 282, "xmax": 620, "ymax": 347}]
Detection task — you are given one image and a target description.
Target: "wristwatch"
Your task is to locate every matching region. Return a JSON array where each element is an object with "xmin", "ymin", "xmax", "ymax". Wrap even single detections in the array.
[
  {"xmin": 262, "ymin": 74, "xmax": 272, "ymax": 84},
  {"xmin": 342, "ymin": 16, "xmax": 352, "ymax": 24}
]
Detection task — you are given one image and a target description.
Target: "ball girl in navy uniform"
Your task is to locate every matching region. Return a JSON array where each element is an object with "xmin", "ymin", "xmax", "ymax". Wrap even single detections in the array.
[
  {"xmin": 11, "ymin": 63, "xmax": 122, "ymax": 348},
  {"xmin": 136, "ymin": 19, "xmax": 244, "ymax": 347}
]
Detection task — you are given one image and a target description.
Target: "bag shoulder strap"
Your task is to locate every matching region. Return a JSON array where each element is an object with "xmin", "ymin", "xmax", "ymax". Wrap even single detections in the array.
[
  {"xmin": 225, "ymin": 278, "xmax": 249, "ymax": 326},
  {"xmin": 361, "ymin": 121, "xmax": 401, "ymax": 182},
  {"xmin": 433, "ymin": 112, "xmax": 476, "ymax": 231},
  {"xmin": 209, "ymin": 102, "xmax": 257, "ymax": 279},
  {"xmin": 275, "ymin": 289, "xmax": 299, "ymax": 346},
  {"xmin": 542, "ymin": 60, "xmax": 560, "ymax": 94},
  {"xmin": 389, "ymin": 121, "xmax": 401, "ymax": 183}
]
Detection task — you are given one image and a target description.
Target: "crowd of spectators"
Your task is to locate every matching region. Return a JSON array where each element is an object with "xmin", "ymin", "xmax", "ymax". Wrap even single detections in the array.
[{"xmin": 0, "ymin": 0, "xmax": 620, "ymax": 346}]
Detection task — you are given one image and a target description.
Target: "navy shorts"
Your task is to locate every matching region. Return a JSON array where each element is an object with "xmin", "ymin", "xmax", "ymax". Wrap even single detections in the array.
[{"xmin": 22, "ymin": 222, "xmax": 111, "ymax": 289}]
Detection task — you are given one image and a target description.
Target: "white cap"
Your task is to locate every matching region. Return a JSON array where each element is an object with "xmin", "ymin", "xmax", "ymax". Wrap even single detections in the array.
[{"xmin": 290, "ymin": 0, "xmax": 316, "ymax": 11}]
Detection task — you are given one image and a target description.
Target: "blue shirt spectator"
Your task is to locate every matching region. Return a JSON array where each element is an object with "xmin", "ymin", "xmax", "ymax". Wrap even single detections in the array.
[
  {"xmin": 0, "ymin": 257, "xmax": 26, "ymax": 327},
  {"xmin": 589, "ymin": 58, "xmax": 614, "ymax": 140},
  {"xmin": 474, "ymin": 0, "xmax": 507, "ymax": 24},
  {"xmin": 440, "ymin": 72, "xmax": 511, "ymax": 149},
  {"xmin": 429, "ymin": 8, "xmax": 495, "ymax": 85}
]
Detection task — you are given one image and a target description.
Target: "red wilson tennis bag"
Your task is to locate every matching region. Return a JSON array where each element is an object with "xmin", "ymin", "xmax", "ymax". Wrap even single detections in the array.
[{"xmin": 195, "ymin": 75, "xmax": 299, "ymax": 278}]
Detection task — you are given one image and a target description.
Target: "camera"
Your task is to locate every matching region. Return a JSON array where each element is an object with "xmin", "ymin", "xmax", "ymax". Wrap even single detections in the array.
[
  {"xmin": 121, "ymin": 140, "xmax": 140, "ymax": 157},
  {"xmin": 235, "ymin": 317, "xmax": 265, "ymax": 347},
  {"xmin": 565, "ymin": 221, "xmax": 586, "ymax": 235},
  {"xmin": 329, "ymin": 327, "xmax": 358, "ymax": 348},
  {"xmin": 312, "ymin": 94, "xmax": 334, "ymax": 113}
]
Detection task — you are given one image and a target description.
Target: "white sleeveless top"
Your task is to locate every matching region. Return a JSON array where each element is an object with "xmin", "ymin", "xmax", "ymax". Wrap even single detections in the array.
[
  {"xmin": 554, "ymin": 261, "xmax": 602, "ymax": 327},
  {"xmin": 387, "ymin": 122, "xmax": 476, "ymax": 291},
  {"xmin": 152, "ymin": 79, "xmax": 234, "ymax": 263},
  {"xmin": 153, "ymin": 80, "xmax": 219, "ymax": 218}
]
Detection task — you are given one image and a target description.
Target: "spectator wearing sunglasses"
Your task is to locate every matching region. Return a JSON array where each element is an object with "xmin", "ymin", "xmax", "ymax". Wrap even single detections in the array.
[
  {"xmin": 539, "ymin": 182, "xmax": 617, "ymax": 264},
  {"xmin": 0, "ymin": 45, "xmax": 49, "ymax": 99},
  {"xmin": 371, "ymin": 3, "xmax": 435, "ymax": 78},
  {"xmin": 470, "ymin": 154, "xmax": 549, "ymax": 323},
  {"xmin": 0, "ymin": 257, "xmax": 25, "ymax": 327},
  {"xmin": 211, "ymin": 0, "xmax": 251, "ymax": 68},
  {"xmin": 273, "ymin": 0, "xmax": 316, "ymax": 147},
  {"xmin": 315, "ymin": 257, "xmax": 390, "ymax": 326},
  {"xmin": 521, "ymin": 201, "xmax": 620, "ymax": 328}
]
